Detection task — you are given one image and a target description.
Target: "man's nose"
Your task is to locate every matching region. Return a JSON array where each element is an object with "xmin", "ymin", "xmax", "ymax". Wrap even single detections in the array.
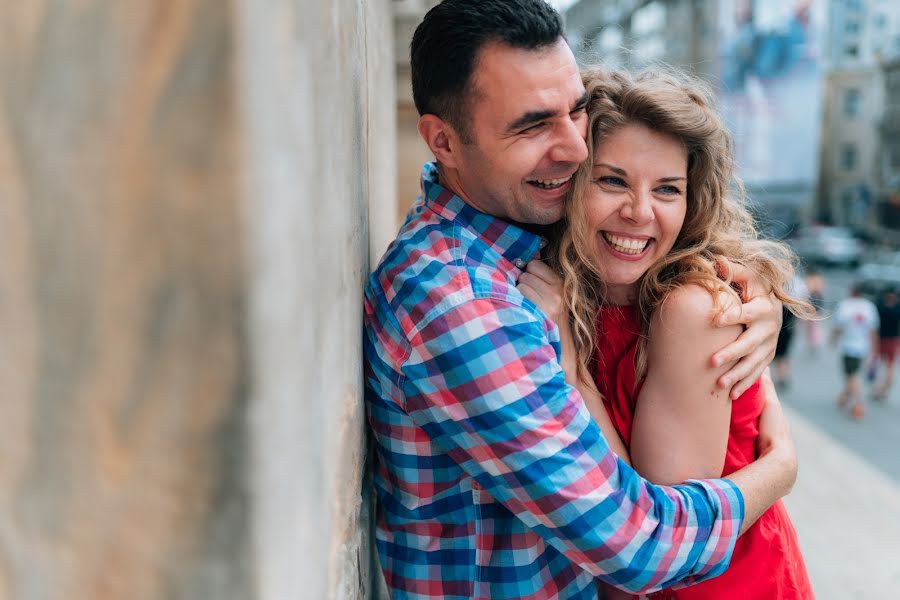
[{"xmin": 548, "ymin": 117, "xmax": 588, "ymax": 165}]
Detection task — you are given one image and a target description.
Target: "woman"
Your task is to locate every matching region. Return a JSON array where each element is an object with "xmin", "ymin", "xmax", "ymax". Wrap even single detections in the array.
[{"xmin": 518, "ymin": 67, "xmax": 813, "ymax": 598}]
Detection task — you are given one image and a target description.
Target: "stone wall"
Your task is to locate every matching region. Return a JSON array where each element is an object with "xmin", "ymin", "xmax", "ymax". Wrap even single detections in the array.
[{"xmin": 0, "ymin": 0, "xmax": 394, "ymax": 598}]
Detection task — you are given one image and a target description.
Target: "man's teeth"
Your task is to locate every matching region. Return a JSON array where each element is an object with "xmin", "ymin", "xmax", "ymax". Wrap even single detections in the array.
[
  {"xmin": 529, "ymin": 175, "xmax": 572, "ymax": 189},
  {"xmin": 603, "ymin": 233, "xmax": 649, "ymax": 255}
]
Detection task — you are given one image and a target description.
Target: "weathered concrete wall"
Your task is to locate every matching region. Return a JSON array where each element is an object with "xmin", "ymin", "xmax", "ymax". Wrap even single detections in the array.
[
  {"xmin": 0, "ymin": 0, "xmax": 394, "ymax": 598},
  {"xmin": 238, "ymin": 0, "xmax": 395, "ymax": 598},
  {"xmin": 0, "ymin": 2, "xmax": 250, "ymax": 598}
]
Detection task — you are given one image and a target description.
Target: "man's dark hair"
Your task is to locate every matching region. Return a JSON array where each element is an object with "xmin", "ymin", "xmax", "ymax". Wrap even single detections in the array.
[{"xmin": 411, "ymin": 0, "xmax": 564, "ymax": 143}]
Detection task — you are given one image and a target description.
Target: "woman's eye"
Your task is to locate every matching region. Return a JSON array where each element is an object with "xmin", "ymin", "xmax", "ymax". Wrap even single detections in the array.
[
  {"xmin": 596, "ymin": 176, "xmax": 625, "ymax": 187},
  {"xmin": 656, "ymin": 185, "xmax": 683, "ymax": 195}
]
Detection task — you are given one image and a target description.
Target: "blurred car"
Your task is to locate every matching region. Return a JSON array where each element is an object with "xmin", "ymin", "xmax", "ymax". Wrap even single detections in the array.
[
  {"xmin": 787, "ymin": 226, "xmax": 864, "ymax": 267},
  {"xmin": 855, "ymin": 251, "xmax": 900, "ymax": 299}
]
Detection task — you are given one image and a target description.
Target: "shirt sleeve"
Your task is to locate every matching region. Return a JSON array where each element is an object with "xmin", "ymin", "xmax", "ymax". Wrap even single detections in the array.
[{"xmin": 401, "ymin": 296, "xmax": 744, "ymax": 593}]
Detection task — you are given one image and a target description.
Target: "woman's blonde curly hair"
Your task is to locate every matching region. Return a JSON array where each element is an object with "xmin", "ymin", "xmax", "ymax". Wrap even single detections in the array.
[{"xmin": 549, "ymin": 66, "xmax": 812, "ymax": 383}]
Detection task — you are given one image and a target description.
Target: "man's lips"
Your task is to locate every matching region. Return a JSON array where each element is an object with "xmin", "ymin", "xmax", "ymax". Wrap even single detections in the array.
[{"xmin": 526, "ymin": 173, "xmax": 574, "ymax": 190}]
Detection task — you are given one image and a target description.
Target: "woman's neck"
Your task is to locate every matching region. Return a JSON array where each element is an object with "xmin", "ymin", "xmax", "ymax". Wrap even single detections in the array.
[{"xmin": 606, "ymin": 283, "xmax": 637, "ymax": 306}]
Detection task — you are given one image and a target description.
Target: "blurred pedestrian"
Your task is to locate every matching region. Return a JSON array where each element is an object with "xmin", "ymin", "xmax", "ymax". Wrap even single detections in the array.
[
  {"xmin": 874, "ymin": 288, "xmax": 900, "ymax": 403},
  {"xmin": 833, "ymin": 283, "xmax": 880, "ymax": 420},
  {"xmin": 772, "ymin": 273, "xmax": 809, "ymax": 390},
  {"xmin": 803, "ymin": 266, "xmax": 826, "ymax": 354}
]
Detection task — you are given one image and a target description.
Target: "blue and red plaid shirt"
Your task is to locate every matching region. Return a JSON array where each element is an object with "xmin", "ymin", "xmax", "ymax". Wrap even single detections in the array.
[{"xmin": 363, "ymin": 163, "xmax": 744, "ymax": 599}]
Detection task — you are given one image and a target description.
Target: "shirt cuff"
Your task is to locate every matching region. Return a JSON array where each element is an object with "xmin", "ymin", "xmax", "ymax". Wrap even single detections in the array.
[{"xmin": 677, "ymin": 477, "xmax": 745, "ymax": 587}]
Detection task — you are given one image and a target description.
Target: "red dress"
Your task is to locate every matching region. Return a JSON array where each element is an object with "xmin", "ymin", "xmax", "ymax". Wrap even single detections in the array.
[{"xmin": 594, "ymin": 305, "xmax": 813, "ymax": 599}]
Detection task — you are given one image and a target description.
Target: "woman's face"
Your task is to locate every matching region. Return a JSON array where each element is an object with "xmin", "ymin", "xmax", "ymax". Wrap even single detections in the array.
[{"xmin": 583, "ymin": 122, "xmax": 689, "ymax": 304}]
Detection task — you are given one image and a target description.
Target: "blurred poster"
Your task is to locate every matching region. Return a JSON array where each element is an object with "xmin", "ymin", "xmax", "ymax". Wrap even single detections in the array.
[{"xmin": 717, "ymin": 0, "xmax": 826, "ymax": 186}]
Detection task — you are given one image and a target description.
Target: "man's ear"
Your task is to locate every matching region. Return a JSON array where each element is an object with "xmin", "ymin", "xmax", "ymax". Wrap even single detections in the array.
[{"xmin": 418, "ymin": 114, "xmax": 463, "ymax": 169}]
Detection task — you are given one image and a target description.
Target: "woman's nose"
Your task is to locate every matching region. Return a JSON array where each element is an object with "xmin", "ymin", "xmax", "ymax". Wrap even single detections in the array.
[{"xmin": 622, "ymin": 190, "xmax": 653, "ymax": 224}]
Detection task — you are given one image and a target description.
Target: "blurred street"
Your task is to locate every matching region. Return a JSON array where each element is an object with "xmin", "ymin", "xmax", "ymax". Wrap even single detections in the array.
[{"xmin": 779, "ymin": 266, "xmax": 900, "ymax": 598}]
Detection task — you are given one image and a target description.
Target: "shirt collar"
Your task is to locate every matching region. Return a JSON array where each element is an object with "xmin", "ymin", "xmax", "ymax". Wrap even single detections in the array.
[{"xmin": 420, "ymin": 162, "xmax": 545, "ymax": 268}]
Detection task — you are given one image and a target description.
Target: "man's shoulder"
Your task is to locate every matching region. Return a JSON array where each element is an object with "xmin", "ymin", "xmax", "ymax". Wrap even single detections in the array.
[{"xmin": 366, "ymin": 216, "xmax": 526, "ymax": 335}]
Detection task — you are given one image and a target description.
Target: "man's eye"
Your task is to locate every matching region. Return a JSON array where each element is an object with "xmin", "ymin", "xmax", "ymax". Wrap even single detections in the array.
[{"xmin": 521, "ymin": 122, "xmax": 546, "ymax": 134}]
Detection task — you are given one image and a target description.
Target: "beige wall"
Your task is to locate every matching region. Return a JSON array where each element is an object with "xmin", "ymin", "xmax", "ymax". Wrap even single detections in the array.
[
  {"xmin": 239, "ymin": 0, "xmax": 395, "ymax": 598},
  {"xmin": 0, "ymin": 0, "xmax": 394, "ymax": 598}
]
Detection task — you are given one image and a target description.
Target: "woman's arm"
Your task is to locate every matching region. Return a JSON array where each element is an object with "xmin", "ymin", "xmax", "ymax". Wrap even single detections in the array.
[{"xmin": 630, "ymin": 285, "xmax": 742, "ymax": 485}]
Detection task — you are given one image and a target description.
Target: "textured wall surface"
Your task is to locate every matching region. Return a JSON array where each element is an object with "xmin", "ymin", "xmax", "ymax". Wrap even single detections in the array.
[
  {"xmin": 0, "ymin": 2, "xmax": 250, "ymax": 599},
  {"xmin": 238, "ymin": 0, "xmax": 394, "ymax": 599},
  {"xmin": 0, "ymin": 0, "xmax": 393, "ymax": 598}
]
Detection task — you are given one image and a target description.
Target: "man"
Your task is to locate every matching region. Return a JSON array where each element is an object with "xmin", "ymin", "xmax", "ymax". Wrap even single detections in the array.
[
  {"xmin": 364, "ymin": 1, "xmax": 795, "ymax": 597},
  {"xmin": 833, "ymin": 283, "xmax": 880, "ymax": 419}
]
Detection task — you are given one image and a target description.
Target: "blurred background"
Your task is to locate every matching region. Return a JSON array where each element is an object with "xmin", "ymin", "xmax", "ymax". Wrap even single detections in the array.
[{"xmin": 0, "ymin": 1, "xmax": 896, "ymax": 599}]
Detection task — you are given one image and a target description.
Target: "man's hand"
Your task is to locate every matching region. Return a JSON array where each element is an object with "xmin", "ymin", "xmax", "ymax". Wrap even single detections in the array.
[
  {"xmin": 712, "ymin": 259, "xmax": 783, "ymax": 399},
  {"xmin": 755, "ymin": 368, "xmax": 797, "ymax": 491}
]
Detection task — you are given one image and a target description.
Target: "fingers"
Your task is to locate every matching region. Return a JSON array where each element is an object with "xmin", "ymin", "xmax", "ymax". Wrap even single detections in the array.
[
  {"xmin": 716, "ymin": 294, "xmax": 777, "ymax": 327},
  {"xmin": 516, "ymin": 281, "xmax": 538, "ymax": 304},
  {"xmin": 518, "ymin": 269, "xmax": 564, "ymax": 320},
  {"xmin": 712, "ymin": 310, "xmax": 777, "ymax": 366},
  {"xmin": 524, "ymin": 259, "xmax": 561, "ymax": 286},
  {"xmin": 717, "ymin": 258, "xmax": 771, "ymax": 300},
  {"xmin": 717, "ymin": 350, "xmax": 768, "ymax": 399},
  {"xmin": 517, "ymin": 272, "xmax": 551, "ymax": 301}
]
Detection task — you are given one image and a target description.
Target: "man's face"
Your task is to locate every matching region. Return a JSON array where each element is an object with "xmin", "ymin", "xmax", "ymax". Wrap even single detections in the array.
[{"xmin": 449, "ymin": 39, "xmax": 589, "ymax": 225}]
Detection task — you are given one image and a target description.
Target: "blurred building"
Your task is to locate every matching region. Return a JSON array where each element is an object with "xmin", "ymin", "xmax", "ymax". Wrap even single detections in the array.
[
  {"xmin": 566, "ymin": 0, "xmax": 828, "ymax": 238},
  {"xmin": 817, "ymin": 0, "xmax": 900, "ymax": 240},
  {"xmin": 565, "ymin": 0, "xmax": 718, "ymax": 80},
  {"xmin": 882, "ymin": 58, "xmax": 900, "ymax": 232}
]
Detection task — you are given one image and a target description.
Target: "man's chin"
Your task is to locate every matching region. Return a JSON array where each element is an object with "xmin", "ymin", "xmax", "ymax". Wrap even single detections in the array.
[{"xmin": 518, "ymin": 205, "xmax": 565, "ymax": 227}]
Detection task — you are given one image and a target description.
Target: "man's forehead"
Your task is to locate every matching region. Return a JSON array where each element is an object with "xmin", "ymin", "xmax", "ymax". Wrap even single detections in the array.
[{"xmin": 470, "ymin": 39, "xmax": 583, "ymax": 108}]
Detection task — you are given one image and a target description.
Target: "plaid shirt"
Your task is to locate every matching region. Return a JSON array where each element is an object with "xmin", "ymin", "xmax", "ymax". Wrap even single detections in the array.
[{"xmin": 363, "ymin": 163, "xmax": 743, "ymax": 599}]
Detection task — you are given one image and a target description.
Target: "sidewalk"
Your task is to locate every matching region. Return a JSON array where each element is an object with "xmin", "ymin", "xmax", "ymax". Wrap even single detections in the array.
[{"xmin": 782, "ymin": 406, "xmax": 900, "ymax": 598}]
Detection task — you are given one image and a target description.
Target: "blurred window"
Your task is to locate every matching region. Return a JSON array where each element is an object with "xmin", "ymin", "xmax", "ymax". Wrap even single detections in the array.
[
  {"xmin": 845, "ymin": 21, "xmax": 860, "ymax": 34},
  {"xmin": 842, "ymin": 144, "xmax": 858, "ymax": 171},
  {"xmin": 844, "ymin": 88, "xmax": 861, "ymax": 116},
  {"xmin": 845, "ymin": 44, "xmax": 859, "ymax": 57}
]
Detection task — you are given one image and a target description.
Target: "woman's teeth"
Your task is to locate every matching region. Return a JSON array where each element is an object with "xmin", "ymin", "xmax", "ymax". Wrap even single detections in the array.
[
  {"xmin": 529, "ymin": 175, "xmax": 572, "ymax": 189},
  {"xmin": 603, "ymin": 233, "xmax": 649, "ymax": 255}
]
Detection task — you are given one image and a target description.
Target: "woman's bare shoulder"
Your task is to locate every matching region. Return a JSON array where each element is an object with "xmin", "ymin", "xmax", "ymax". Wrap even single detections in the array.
[{"xmin": 653, "ymin": 283, "xmax": 742, "ymax": 337}]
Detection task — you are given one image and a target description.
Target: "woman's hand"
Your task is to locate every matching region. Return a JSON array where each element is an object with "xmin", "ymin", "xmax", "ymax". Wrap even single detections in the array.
[
  {"xmin": 517, "ymin": 260, "xmax": 579, "ymax": 384},
  {"xmin": 712, "ymin": 259, "xmax": 783, "ymax": 399}
]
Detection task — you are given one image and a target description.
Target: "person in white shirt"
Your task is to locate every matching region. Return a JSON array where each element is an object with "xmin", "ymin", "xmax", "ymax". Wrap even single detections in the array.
[{"xmin": 833, "ymin": 283, "xmax": 880, "ymax": 420}]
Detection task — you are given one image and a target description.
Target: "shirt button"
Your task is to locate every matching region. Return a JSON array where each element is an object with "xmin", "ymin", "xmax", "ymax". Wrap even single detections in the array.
[{"xmin": 514, "ymin": 259, "xmax": 526, "ymax": 269}]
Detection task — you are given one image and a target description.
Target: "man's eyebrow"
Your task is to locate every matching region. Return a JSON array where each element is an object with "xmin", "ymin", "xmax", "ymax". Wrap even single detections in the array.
[
  {"xmin": 505, "ymin": 93, "xmax": 590, "ymax": 133},
  {"xmin": 506, "ymin": 109, "xmax": 557, "ymax": 133},
  {"xmin": 572, "ymin": 93, "xmax": 589, "ymax": 110}
]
